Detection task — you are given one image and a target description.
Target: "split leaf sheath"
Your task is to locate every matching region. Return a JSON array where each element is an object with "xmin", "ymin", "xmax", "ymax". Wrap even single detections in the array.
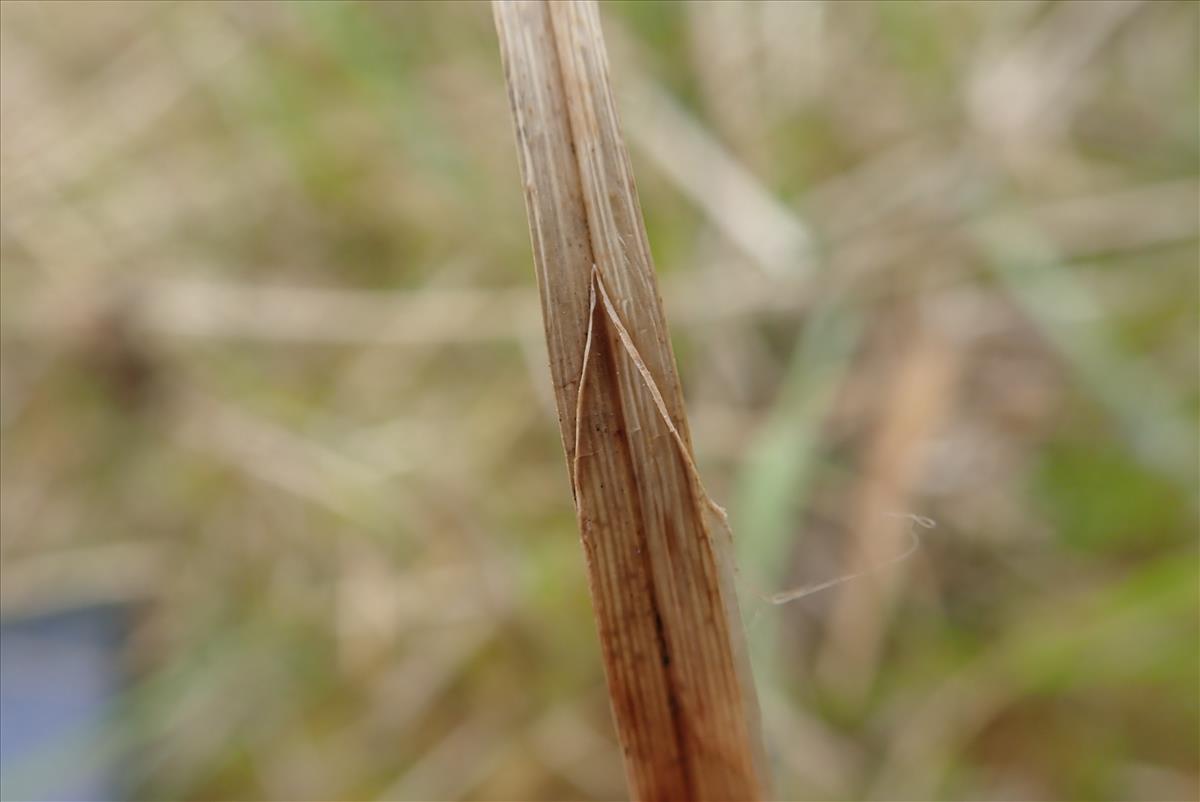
[{"xmin": 492, "ymin": 2, "xmax": 766, "ymax": 799}]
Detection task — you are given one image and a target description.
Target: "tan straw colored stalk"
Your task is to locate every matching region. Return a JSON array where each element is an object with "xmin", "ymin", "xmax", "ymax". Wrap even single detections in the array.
[{"xmin": 492, "ymin": 2, "xmax": 767, "ymax": 798}]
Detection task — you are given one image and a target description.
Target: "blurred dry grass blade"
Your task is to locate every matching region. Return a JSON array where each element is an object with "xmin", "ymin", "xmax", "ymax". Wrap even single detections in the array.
[
  {"xmin": 816, "ymin": 324, "xmax": 960, "ymax": 702},
  {"xmin": 0, "ymin": 542, "xmax": 165, "ymax": 614},
  {"xmin": 492, "ymin": 1, "xmax": 766, "ymax": 798},
  {"xmin": 4, "ymin": 274, "xmax": 806, "ymax": 349},
  {"xmin": 621, "ymin": 77, "xmax": 814, "ymax": 279},
  {"xmin": 969, "ymin": 0, "xmax": 1143, "ymax": 146}
]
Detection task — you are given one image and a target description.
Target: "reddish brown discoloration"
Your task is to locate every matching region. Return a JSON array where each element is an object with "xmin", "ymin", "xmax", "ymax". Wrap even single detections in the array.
[{"xmin": 493, "ymin": 2, "xmax": 766, "ymax": 799}]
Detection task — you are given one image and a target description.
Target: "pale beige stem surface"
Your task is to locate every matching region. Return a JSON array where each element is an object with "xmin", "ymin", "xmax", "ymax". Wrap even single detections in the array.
[{"xmin": 492, "ymin": 2, "xmax": 766, "ymax": 799}]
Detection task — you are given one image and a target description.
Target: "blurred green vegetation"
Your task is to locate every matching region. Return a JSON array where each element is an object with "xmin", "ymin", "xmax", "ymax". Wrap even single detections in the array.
[{"xmin": 1, "ymin": 1, "xmax": 1196, "ymax": 800}]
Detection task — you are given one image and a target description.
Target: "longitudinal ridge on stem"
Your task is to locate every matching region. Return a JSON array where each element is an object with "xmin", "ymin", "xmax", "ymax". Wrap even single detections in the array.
[{"xmin": 492, "ymin": 2, "xmax": 767, "ymax": 799}]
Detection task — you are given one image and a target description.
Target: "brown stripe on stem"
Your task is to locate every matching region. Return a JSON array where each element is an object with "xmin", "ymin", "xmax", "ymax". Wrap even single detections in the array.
[{"xmin": 492, "ymin": 2, "xmax": 767, "ymax": 799}]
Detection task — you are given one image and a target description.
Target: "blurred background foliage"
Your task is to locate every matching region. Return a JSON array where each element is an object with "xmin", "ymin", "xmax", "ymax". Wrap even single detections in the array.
[{"xmin": 0, "ymin": 1, "xmax": 1196, "ymax": 800}]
